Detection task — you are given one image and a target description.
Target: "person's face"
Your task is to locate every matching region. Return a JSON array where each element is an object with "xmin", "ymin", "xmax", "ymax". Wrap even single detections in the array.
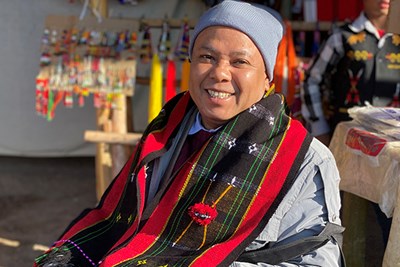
[
  {"xmin": 189, "ymin": 26, "xmax": 270, "ymax": 130},
  {"xmin": 363, "ymin": 0, "xmax": 391, "ymax": 18}
]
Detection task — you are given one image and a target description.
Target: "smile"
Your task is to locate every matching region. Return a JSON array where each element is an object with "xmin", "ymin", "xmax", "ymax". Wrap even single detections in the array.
[{"xmin": 207, "ymin": 90, "xmax": 232, "ymax": 99}]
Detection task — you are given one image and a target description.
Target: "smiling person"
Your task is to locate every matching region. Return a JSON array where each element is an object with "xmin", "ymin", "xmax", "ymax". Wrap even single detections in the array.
[{"xmin": 34, "ymin": 1, "xmax": 344, "ymax": 266}]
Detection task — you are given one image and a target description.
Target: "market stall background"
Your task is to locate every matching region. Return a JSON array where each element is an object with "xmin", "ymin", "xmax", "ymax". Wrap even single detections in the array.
[
  {"xmin": 0, "ymin": 0, "xmax": 393, "ymax": 266},
  {"xmin": 0, "ymin": 0, "xmax": 206, "ymax": 157}
]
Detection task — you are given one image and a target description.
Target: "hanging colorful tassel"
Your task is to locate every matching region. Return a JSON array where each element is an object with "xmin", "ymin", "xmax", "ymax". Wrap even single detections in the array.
[
  {"xmin": 64, "ymin": 91, "xmax": 74, "ymax": 108},
  {"xmin": 148, "ymin": 53, "xmax": 163, "ymax": 123},
  {"xmin": 165, "ymin": 59, "xmax": 177, "ymax": 102},
  {"xmin": 274, "ymin": 28, "xmax": 286, "ymax": 94},
  {"xmin": 139, "ymin": 25, "xmax": 152, "ymax": 64},
  {"xmin": 174, "ymin": 19, "xmax": 190, "ymax": 61},
  {"xmin": 273, "ymin": 20, "xmax": 298, "ymax": 106},
  {"xmin": 127, "ymin": 31, "xmax": 137, "ymax": 60},
  {"xmin": 285, "ymin": 21, "xmax": 298, "ymax": 106},
  {"xmin": 158, "ymin": 20, "xmax": 171, "ymax": 63},
  {"xmin": 93, "ymin": 92, "xmax": 101, "ymax": 108},
  {"xmin": 48, "ymin": 90, "xmax": 65, "ymax": 121},
  {"xmin": 180, "ymin": 58, "xmax": 190, "ymax": 92},
  {"xmin": 35, "ymin": 78, "xmax": 49, "ymax": 116}
]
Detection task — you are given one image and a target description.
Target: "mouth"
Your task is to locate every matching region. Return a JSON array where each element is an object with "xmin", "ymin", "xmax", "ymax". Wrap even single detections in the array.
[
  {"xmin": 380, "ymin": 1, "xmax": 390, "ymax": 9},
  {"xmin": 207, "ymin": 89, "xmax": 233, "ymax": 99}
]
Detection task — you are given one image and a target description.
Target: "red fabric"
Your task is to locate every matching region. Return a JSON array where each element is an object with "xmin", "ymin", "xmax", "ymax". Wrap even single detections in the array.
[
  {"xmin": 318, "ymin": 0, "xmax": 362, "ymax": 21},
  {"xmin": 378, "ymin": 29, "xmax": 386, "ymax": 38},
  {"xmin": 317, "ymin": 0, "xmax": 335, "ymax": 21},
  {"xmin": 165, "ymin": 59, "xmax": 177, "ymax": 102},
  {"xmin": 337, "ymin": 0, "xmax": 363, "ymax": 21}
]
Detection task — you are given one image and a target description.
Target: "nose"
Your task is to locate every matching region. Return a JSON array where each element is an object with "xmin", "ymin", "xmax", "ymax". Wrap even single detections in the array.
[{"xmin": 209, "ymin": 61, "xmax": 231, "ymax": 82}]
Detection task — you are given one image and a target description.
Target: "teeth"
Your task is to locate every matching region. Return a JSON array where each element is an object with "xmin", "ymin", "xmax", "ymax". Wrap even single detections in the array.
[{"xmin": 207, "ymin": 90, "xmax": 231, "ymax": 99}]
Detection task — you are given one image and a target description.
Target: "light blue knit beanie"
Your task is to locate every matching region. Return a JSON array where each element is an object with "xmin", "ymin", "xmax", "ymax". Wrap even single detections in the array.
[{"xmin": 189, "ymin": 0, "xmax": 284, "ymax": 81}]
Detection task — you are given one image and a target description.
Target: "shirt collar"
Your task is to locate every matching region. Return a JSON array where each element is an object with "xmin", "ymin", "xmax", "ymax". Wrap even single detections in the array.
[
  {"xmin": 350, "ymin": 12, "xmax": 382, "ymax": 39},
  {"xmin": 188, "ymin": 112, "xmax": 221, "ymax": 135}
]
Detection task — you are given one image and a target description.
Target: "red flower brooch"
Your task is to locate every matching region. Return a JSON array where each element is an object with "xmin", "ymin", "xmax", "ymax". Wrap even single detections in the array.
[{"xmin": 188, "ymin": 203, "xmax": 218, "ymax": 226}]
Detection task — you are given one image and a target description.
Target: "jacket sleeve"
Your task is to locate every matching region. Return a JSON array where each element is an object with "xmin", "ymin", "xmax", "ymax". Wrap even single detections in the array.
[
  {"xmin": 231, "ymin": 139, "xmax": 344, "ymax": 267},
  {"xmin": 301, "ymin": 29, "xmax": 345, "ymax": 136}
]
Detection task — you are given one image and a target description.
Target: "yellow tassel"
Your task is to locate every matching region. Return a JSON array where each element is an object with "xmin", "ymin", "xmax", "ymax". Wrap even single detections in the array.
[{"xmin": 148, "ymin": 53, "xmax": 163, "ymax": 123}]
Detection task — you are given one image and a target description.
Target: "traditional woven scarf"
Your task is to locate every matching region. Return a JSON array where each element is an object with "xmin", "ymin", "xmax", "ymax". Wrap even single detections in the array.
[{"xmin": 35, "ymin": 92, "xmax": 311, "ymax": 267}]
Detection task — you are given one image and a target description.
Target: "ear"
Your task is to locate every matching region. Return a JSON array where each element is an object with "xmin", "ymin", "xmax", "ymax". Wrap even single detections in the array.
[{"xmin": 264, "ymin": 78, "xmax": 270, "ymax": 93}]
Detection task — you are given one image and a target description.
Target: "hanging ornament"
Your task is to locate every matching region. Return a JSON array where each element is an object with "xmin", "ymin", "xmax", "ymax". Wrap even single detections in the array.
[
  {"xmin": 165, "ymin": 59, "xmax": 176, "ymax": 102},
  {"xmin": 148, "ymin": 53, "xmax": 163, "ymax": 122},
  {"xmin": 158, "ymin": 19, "xmax": 171, "ymax": 63},
  {"xmin": 40, "ymin": 28, "xmax": 51, "ymax": 67},
  {"xmin": 115, "ymin": 30, "xmax": 127, "ymax": 54},
  {"xmin": 48, "ymin": 91, "xmax": 65, "ymax": 121},
  {"xmin": 126, "ymin": 31, "xmax": 137, "ymax": 59},
  {"xmin": 174, "ymin": 19, "xmax": 190, "ymax": 61},
  {"xmin": 35, "ymin": 78, "xmax": 49, "ymax": 115},
  {"xmin": 93, "ymin": 92, "xmax": 103, "ymax": 108},
  {"xmin": 273, "ymin": 21, "xmax": 298, "ymax": 106},
  {"xmin": 180, "ymin": 58, "xmax": 190, "ymax": 92},
  {"xmin": 139, "ymin": 24, "xmax": 152, "ymax": 64},
  {"xmin": 64, "ymin": 91, "xmax": 74, "ymax": 108}
]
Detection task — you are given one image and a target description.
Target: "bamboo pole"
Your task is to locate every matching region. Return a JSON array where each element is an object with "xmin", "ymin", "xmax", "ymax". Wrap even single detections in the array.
[{"xmin": 91, "ymin": 0, "xmax": 113, "ymax": 200}]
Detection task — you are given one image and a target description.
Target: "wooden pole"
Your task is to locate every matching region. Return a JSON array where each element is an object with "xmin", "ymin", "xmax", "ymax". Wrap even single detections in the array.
[{"xmin": 91, "ymin": 0, "xmax": 113, "ymax": 200}]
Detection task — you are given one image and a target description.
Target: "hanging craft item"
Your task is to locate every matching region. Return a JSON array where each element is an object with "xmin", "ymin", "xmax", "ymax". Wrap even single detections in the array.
[
  {"xmin": 173, "ymin": 18, "xmax": 191, "ymax": 92},
  {"xmin": 273, "ymin": 20, "xmax": 297, "ymax": 106},
  {"xmin": 174, "ymin": 19, "xmax": 190, "ymax": 61},
  {"xmin": 126, "ymin": 31, "xmax": 137, "ymax": 60},
  {"xmin": 158, "ymin": 18, "xmax": 171, "ymax": 63},
  {"xmin": 139, "ymin": 23, "xmax": 153, "ymax": 64},
  {"xmin": 48, "ymin": 91, "xmax": 65, "ymax": 120},
  {"xmin": 165, "ymin": 59, "xmax": 177, "ymax": 102},
  {"xmin": 180, "ymin": 58, "xmax": 190, "ymax": 92},
  {"xmin": 148, "ymin": 53, "xmax": 163, "ymax": 123},
  {"xmin": 35, "ymin": 15, "xmax": 138, "ymax": 120},
  {"xmin": 35, "ymin": 78, "xmax": 49, "ymax": 117}
]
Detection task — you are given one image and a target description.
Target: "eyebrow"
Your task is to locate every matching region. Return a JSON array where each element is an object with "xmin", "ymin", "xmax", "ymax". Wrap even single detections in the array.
[{"xmin": 198, "ymin": 45, "xmax": 252, "ymax": 58}]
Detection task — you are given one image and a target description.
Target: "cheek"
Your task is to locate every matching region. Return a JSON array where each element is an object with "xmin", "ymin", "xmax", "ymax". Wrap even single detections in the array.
[
  {"xmin": 237, "ymin": 72, "xmax": 267, "ymax": 94},
  {"xmin": 189, "ymin": 65, "xmax": 208, "ymax": 87}
]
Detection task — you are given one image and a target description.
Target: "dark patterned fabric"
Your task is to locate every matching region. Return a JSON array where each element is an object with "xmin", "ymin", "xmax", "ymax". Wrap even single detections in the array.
[{"xmin": 35, "ymin": 92, "xmax": 311, "ymax": 267}]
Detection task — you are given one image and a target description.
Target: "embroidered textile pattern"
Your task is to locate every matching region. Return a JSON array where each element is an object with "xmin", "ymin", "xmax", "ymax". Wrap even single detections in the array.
[{"xmin": 34, "ymin": 92, "xmax": 311, "ymax": 267}]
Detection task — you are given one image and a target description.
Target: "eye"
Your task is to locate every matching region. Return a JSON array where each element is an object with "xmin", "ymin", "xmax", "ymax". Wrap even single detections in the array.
[
  {"xmin": 232, "ymin": 58, "xmax": 250, "ymax": 67},
  {"xmin": 198, "ymin": 54, "xmax": 214, "ymax": 63}
]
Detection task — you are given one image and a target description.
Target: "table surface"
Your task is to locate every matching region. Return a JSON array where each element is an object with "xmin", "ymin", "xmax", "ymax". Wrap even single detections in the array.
[{"xmin": 329, "ymin": 120, "xmax": 400, "ymax": 217}]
